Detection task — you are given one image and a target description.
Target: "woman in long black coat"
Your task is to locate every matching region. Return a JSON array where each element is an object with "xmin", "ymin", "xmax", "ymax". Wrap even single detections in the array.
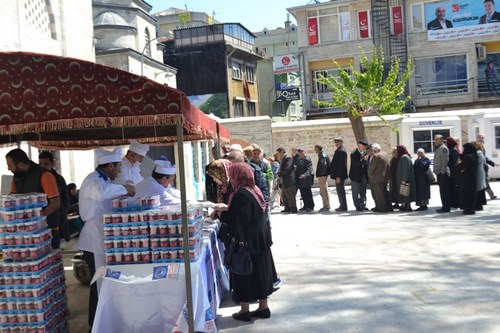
[
  {"xmin": 395, "ymin": 145, "xmax": 416, "ymax": 211},
  {"xmin": 446, "ymin": 137, "xmax": 460, "ymax": 208},
  {"xmin": 215, "ymin": 162, "xmax": 274, "ymax": 321},
  {"xmin": 389, "ymin": 147, "xmax": 399, "ymax": 208},
  {"xmin": 413, "ymin": 148, "xmax": 431, "ymax": 210},
  {"xmin": 457, "ymin": 143, "xmax": 479, "ymax": 215}
]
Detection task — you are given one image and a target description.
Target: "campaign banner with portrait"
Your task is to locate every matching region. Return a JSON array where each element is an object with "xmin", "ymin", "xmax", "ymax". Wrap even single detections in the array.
[{"xmin": 426, "ymin": 0, "xmax": 500, "ymax": 40}]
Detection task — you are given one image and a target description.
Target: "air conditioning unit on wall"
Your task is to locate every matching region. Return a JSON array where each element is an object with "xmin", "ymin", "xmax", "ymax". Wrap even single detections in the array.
[{"xmin": 476, "ymin": 45, "xmax": 487, "ymax": 61}]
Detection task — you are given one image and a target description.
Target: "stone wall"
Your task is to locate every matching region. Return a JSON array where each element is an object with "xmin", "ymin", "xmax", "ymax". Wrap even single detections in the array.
[{"xmin": 222, "ymin": 115, "xmax": 397, "ymax": 185}]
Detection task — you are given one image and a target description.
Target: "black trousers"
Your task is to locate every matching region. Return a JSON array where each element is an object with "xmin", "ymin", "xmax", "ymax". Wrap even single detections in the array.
[
  {"xmin": 336, "ymin": 180, "xmax": 347, "ymax": 210},
  {"xmin": 83, "ymin": 251, "xmax": 98, "ymax": 328},
  {"xmin": 437, "ymin": 173, "xmax": 451, "ymax": 210},
  {"xmin": 299, "ymin": 187, "xmax": 314, "ymax": 209},
  {"xmin": 281, "ymin": 185, "xmax": 297, "ymax": 212}
]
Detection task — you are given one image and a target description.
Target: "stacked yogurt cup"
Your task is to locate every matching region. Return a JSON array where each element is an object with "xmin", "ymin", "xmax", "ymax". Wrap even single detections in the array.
[
  {"xmin": 0, "ymin": 193, "xmax": 68, "ymax": 332},
  {"xmin": 103, "ymin": 200, "xmax": 204, "ymax": 265}
]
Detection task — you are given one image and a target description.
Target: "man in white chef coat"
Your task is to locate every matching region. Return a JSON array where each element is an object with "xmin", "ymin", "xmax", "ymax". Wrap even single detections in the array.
[
  {"xmin": 78, "ymin": 147, "xmax": 135, "ymax": 331},
  {"xmin": 116, "ymin": 139, "xmax": 149, "ymax": 185},
  {"xmin": 134, "ymin": 158, "xmax": 197, "ymax": 205}
]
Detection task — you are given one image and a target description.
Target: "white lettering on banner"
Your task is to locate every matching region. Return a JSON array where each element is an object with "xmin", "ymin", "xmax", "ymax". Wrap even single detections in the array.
[{"xmin": 418, "ymin": 120, "xmax": 443, "ymax": 126}]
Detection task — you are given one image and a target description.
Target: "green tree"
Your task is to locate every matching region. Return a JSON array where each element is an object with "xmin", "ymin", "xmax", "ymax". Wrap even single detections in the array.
[{"xmin": 314, "ymin": 47, "xmax": 413, "ymax": 143}]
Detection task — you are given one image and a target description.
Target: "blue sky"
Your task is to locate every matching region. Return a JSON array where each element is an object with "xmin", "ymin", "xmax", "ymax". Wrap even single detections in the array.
[{"xmin": 146, "ymin": 0, "xmax": 310, "ymax": 32}]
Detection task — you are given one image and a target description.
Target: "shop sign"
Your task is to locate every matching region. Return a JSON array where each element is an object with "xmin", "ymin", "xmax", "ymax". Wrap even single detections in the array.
[{"xmin": 276, "ymin": 87, "xmax": 300, "ymax": 101}]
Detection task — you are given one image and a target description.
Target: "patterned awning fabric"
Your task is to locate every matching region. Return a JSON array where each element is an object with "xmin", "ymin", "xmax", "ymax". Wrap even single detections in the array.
[{"xmin": 0, "ymin": 52, "xmax": 229, "ymax": 149}]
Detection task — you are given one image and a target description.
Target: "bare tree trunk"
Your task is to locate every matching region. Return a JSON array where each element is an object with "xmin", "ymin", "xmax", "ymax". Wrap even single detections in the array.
[{"xmin": 348, "ymin": 113, "xmax": 367, "ymax": 143}]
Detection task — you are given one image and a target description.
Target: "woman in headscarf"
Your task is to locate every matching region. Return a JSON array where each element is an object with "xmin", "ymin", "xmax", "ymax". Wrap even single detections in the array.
[
  {"xmin": 472, "ymin": 141, "xmax": 487, "ymax": 211},
  {"xmin": 413, "ymin": 148, "xmax": 431, "ymax": 211},
  {"xmin": 446, "ymin": 136, "xmax": 460, "ymax": 208},
  {"xmin": 207, "ymin": 159, "xmax": 234, "ymax": 247},
  {"xmin": 207, "ymin": 159, "xmax": 232, "ymax": 204},
  {"xmin": 395, "ymin": 145, "xmax": 416, "ymax": 211},
  {"xmin": 457, "ymin": 143, "xmax": 479, "ymax": 215},
  {"xmin": 214, "ymin": 162, "xmax": 274, "ymax": 321},
  {"xmin": 389, "ymin": 147, "xmax": 400, "ymax": 209}
]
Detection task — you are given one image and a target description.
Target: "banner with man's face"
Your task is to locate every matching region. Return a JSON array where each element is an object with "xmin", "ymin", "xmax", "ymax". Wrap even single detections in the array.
[{"xmin": 425, "ymin": 0, "xmax": 500, "ymax": 40}]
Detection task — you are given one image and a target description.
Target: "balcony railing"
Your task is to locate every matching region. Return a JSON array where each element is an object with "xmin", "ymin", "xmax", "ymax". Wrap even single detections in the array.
[
  {"xmin": 478, "ymin": 78, "xmax": 500, "ymax": 97},
  {"xmin": 415, "ymin": 79, "xmax": 468, "ymax": 98}
]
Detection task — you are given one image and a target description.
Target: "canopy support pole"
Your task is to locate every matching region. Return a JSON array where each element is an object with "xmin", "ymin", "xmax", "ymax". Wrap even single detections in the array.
[
  {"xmin": 215, "ymin": 123, "xmax": 221, "ymax": 159},
  {"xmin": 176, "ymin": 116, "xmax": 195, "ymax": 333}
]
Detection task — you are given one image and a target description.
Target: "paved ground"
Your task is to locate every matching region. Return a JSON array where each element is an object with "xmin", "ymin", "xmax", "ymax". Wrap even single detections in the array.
[{"xmin": 63, "ymin": 182, "xmax": 500, "ymax": 332}]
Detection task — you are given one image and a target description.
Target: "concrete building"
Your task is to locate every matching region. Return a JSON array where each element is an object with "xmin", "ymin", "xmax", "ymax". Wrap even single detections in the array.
[
  {"xmin": 162, "ymin": 23, "xmax": 262, "ymax": 119},
  {"xmin": 0, "ymin": 0, "xmax": 95, "ymax": 193},
  {"xmin": 93, "ymin": 0, "xmax": 177, "ymax": 86},
  {"xmin": 0, "ymin": 0, "xmax": 94, "ymax": 61},
  {"xmin": 254, "ymin": 17, "xmax": 302, "ymax": 122},
  {"xmin": 287, "ymin": 0, "xmax": 500, "ymax": 120},
  {"xmin": 154, "ymin": 7, "xmax": 219, "ymax": 38},
  {"xmin": 0, "ymin": 1, "xmax": 211, "ymax": 200}
]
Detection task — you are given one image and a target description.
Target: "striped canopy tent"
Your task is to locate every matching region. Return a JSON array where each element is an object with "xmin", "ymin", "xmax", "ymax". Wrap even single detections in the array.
[
  {"xmin": 0, "ymin": 52, "xmax": 229, "ymax": 149},
  {"xmin": 0, "ymin": 51, "xmax": 230, "ymax": 333}
]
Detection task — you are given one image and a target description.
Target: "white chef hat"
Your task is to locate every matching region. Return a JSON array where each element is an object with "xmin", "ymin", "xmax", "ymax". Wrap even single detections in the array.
[
  {"xmin": 96, "ymin": 147, "xmax": 122, "ymax": 165},
  {"xmin": 129, "ymin": 139, "xmax": 149, "ymax": 157},
  {"xmin": 154, "ymin": 159, "xmax": 176, "ymax": 175}
]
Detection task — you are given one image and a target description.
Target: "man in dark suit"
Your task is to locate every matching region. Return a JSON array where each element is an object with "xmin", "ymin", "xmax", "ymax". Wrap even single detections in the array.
[
  {"xmin": 276, "ymin": 147, "xmax": 298, "ymax": 214},
  {"xmin": 433, "ymin": 134, "xmax": 451, "ymax": 213},
  {"xmin": 427, "ymin": 6, "xmax": 453, "ymax": 30},
  {"xmin": 330, "ymin": 136, "xmax": 348, "ymax": 212},
  {"xmin": 295, "ymin": 147, "xmax": 314, "ymax": 212},
  {"xmin": 349, "ymin": 140, "xmax": 369, "ymax": 211},
  {"xmin": 479, "ymin": 0, "xmax": 500, "ymax": 24},
  {"xmin": 367, "ymin": 144, "xmax": 392, "ymax": 212}
]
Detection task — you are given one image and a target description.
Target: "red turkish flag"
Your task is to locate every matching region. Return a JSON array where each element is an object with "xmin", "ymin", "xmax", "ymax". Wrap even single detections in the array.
[
  {"xmin": 358, "ymin": 11, "xmax": 369, "ymax": 39},
  {"xmin": 308, "ymin": 18, "xmax": 318, "ymax": 45},
  {"xmin": 392, "ymin": 6, "xmax": 403, "ymax": 35}
]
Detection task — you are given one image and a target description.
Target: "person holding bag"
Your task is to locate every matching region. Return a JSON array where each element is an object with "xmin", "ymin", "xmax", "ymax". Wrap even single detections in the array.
[
  {"xmin": 214, "ymin": 162, "xmax": 274, "ymax": 321},
  {"xmin": 413, "ymin": 148, "xmax": 432, "ymax": 211},
  {"xmin": 395, "ymin": 145, "xmax": 416, "ymax": 211}
]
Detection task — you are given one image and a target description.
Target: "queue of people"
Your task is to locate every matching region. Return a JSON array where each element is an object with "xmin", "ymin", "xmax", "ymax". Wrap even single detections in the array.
[{"xmin": 263, "ymin": 133, "xmax": 497, "ymax": 216}]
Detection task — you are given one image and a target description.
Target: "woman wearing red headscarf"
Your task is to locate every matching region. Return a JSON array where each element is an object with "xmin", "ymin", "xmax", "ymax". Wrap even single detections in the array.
[
  {"xmin": 395, "ymin": 145, "xmax": 416, "ymax": 211},
  {"xmin": 214, "ymin": 162, "xmax": 273, "ymax": 321}
]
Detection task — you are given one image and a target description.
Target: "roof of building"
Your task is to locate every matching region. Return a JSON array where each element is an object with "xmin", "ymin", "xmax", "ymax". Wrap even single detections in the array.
[{"xmin": 93, "ymin": 11, "xmax": 129, "ymax": 27}]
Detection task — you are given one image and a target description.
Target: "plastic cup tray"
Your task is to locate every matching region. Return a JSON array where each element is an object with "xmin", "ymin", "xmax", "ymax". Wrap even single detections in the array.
[
  {"xmin": 0, "ymin": 251, "xmax": 62, "ymax": 274},
  {"xmin": 1, "ymin": 228, "xmax": 52, "ymax": 249},
  {"xmin": 0, "ymin": 262, "xmax": 65, "ymax": 289},
  {"xmin": 0, "ymin": 272, "xmax": 65, "ymax": 300},
  {"xmin": 1, "ymin": 239, "xmax": 52, "ymax": 262},
  {"xmin": 0, "ymin": 293, "xmax": 68, "ymax": 329},
  {"xmin": 151, "ymin": 241, "xmax": 203, "ymax": 264},
  {"xmin": 105, "ymin": 249, "xmax": 152, "ymax": 265}
]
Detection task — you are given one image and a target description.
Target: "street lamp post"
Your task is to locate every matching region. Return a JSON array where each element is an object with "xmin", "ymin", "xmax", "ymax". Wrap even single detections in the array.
[{"xmin": 140, "ymin": 36, "xmax": 163, "ymax": 77}]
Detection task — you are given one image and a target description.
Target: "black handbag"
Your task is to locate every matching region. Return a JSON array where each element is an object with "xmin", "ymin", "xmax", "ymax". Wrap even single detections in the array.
[{"xmin": 223, "ymin": 221, "xmax": 253, "ymax": 276}]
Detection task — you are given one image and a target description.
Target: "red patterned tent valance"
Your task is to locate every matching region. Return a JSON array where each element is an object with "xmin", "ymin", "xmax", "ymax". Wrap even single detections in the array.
[{"xmin": 0, "ymin": 52, "xmax": 230, "ymax": 149}]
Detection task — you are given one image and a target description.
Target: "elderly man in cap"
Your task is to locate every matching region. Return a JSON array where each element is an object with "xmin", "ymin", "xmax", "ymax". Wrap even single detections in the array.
[
  {"xmin": 78, "ymin": 147, "xmax": 135, "ymax": 331},
  {"xmin": 349, "ymin": 140, "xmax": 369, "ymax": 211},
  {"xmin": 367, "ymin": 143, "xmax": 392, "ymax": 212},
  {"xmin": 134, "ymin": 158, "xmax": 197, "ymax": 205},
  {"xmin": 275, "ymin": 147, "xmax": 297, "ymax": 214},
  {"xmin": 116, "ymin": 139, "xmax": 150, "ymax": 185},
  {"xmin": 330, "ymin": 136, "xmax": 348, "ymax": 211},
  {"xmin": 227, "ymin": 144, "xmax": 245, "ymax": 162},
  {"xmin": 251, "ymin": 144, "xmax": 274, "ymax": 188},
  {"xmin": 314, "ymin": 144, "xmax": 331, "ymax": 212},
  {"xmin": 295, "ymin": 147, "xmax": 315, "ymax": 212}
]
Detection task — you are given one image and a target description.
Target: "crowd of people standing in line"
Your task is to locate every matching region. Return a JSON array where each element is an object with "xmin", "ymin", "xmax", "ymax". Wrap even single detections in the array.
[{"xmin": 205, "ymin": 133, "xmax": 497, "ymax": 220}]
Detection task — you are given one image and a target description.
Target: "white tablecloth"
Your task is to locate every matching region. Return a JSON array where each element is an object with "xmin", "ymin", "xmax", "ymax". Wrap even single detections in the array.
[{"xmin": 92, "ymin": 227, "xmax": 229, "ymax": 333}]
